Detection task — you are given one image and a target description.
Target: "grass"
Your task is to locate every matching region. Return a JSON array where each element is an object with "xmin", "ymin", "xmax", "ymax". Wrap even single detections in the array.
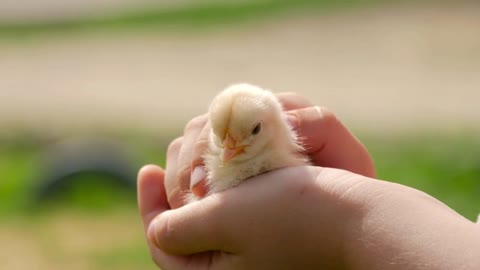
[
  {"xmin": 364, "ymin": 132, "xmax": 480, "ymax": 221},
  {"xmin": 0, "ymin": 0, "xmax": 375, "ymax": 39}
]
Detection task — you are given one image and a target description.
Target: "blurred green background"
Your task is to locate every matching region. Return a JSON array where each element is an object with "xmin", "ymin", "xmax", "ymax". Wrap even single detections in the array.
[{"xmin": 1, "ymin": 0, "xmax": 479, "ymax": 269}]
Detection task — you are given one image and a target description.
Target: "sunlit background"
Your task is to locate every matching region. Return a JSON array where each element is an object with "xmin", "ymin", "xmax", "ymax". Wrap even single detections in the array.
[{"xmin": 1, "ymin": 1, "xmax": 479, "ymax": 269}]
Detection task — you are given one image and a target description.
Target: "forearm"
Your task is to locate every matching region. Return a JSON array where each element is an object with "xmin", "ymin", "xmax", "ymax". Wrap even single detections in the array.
[{"xmin": 345, "ymin": 186, "xmax": 480, "ymax": 270}]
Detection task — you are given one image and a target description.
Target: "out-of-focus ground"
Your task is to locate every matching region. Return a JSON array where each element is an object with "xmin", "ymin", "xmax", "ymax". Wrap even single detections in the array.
[
  {"xmin": 1, "ymin": 2, "xmax": 479, "ymax": 135},
  {"xmin": 0, "ymin": 210, "xmax": 147, "ymax": 270}
]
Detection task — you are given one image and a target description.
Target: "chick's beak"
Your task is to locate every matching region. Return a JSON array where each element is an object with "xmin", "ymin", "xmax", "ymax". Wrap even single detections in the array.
[{"xmin": 222, "ymin": 133, "xmax": 245, "ymax": 163}]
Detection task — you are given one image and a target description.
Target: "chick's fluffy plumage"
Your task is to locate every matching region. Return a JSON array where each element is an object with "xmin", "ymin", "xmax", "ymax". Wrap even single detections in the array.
[{"xmin": 199, "ymin": 83, "xmax": 309, "ymax": 197}]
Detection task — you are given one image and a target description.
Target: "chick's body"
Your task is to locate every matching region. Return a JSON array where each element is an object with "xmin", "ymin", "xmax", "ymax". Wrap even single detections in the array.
[{"xmin": 202, "ymin": 83, "xmax": 309, "ymax": 195}]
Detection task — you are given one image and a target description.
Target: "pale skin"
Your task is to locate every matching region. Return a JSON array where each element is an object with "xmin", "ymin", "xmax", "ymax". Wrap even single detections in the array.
[{"xmin": 138, "ymin": 93, "xmax": 480, "ymax": 270}]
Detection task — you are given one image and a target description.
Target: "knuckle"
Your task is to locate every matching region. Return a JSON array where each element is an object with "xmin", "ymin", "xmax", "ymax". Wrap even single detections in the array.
[
  {"xmin": 167, "ymin": 137, "xmax": 183, "ymax": 155},
  {"xmin": 184, "ymin": 115, "xmax": 208, "ymax": 133},
  {"xmin": 277, "ymin": 92, "xmax": 313, "ymax": 109},
  {"xmin": 192, "ymin": 138, "xmax": 209, "ymax": 155},
  {"xmin": 317, "ymin": 106, "xmax": 334, "ymax": 117},
  {"xmin": 316, "ymin": 106, "xmax": 340, "ymax": 127},
  {"xmin": 175, "ymin": 164, "xmax": 192, "ymax": 190},
  {"xmin": 166, "ymin": 186, "xmax": 187, "ymax": 209},
  {"xmin": 155, "ymin": 215, "xmax": 178, "ymax": 251},
  {"xmin": 191, "ymin": 139, "xmax": 209, "ymax": 167}
]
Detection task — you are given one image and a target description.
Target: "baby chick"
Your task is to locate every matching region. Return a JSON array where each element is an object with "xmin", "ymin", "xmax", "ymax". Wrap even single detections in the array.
[{"xmin": 190, "ymin": 83, "xmax": 309, "ymax": 201}]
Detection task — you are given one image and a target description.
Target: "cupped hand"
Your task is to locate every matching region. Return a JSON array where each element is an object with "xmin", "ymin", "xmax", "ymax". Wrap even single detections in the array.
[
  {"xmin": 164, "ymin": 92, "xmax": 375, "ymax": 208},
  {"xmin": 138, "ymin": 165, "xmax": 480, "ymax": 270},
  {"xmin": 139, "ymin": 164, "xmax": 368, "ymax": 269},
  {"xmin": 138, "ymin": 92, "xmax": 480, "ymax": 270}
]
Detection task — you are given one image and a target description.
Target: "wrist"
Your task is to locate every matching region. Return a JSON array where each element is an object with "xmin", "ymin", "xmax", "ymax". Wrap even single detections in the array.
[{"xmin": 344, "ymin": 182, "xmax": 480, "ymax": 270}]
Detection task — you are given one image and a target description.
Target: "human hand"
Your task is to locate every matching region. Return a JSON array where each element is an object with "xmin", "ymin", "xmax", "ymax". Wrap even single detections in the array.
[
  {"xmin": 139, "ymin": 91, "xmax": 480, "ymax": 269},
  {"xmin": 138, "ymin": 165, "xmax": 480, "ymax": 270},
  {"xmin": 164, "ymin": 92, "xmax": 375, "ymax": 208}
]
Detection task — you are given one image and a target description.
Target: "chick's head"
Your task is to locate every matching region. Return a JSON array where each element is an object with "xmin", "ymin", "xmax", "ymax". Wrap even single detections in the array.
[{"xmin": 209, "ymin": 84, "xmax": 284, "ymax": 163}]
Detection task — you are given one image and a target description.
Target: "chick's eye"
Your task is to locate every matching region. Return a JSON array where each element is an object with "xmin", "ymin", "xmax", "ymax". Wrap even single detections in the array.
[{"xmin": 251, "ymin": 123, "xmax": 261, "ymax": 135}]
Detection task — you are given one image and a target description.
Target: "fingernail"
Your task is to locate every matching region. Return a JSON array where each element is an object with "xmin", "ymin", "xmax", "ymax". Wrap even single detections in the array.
[
  {"xmin": 190, "ymin": 166, "xmax": 206, "ymax": 189},
  {"xmin": 147, "ymin": 219, "xmax": 159, "ymax": 247},
  {"xmin": 286, "ymin": 113, "xmax": 298, "ymax": 129}
]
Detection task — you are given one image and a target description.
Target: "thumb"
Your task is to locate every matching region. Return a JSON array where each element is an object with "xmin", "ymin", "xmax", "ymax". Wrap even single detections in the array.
[
  {"xmin": 138, "ymin": 165, "xmax": 204, "ymax": 269},
  {"xmin": 137, "ymin": 165, "xmax": 170, "ymax": 232},
  {"xmin": 148, "ymin": 197, "xmax": 233, "ymax": 255}
]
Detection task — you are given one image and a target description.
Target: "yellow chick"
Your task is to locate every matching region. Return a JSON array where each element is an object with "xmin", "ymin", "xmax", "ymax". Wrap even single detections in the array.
[{"xmin": 190, "ymin": 83, "xmax": 309, "ymax": 201}]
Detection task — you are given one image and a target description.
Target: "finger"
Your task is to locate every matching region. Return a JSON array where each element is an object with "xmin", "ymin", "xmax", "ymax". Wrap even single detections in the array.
[
  {"xmin": 276, "ymin": 92, "xmax": 313, "ymax": 111},
  {"xmin": 189, "ymin": 122, "xmax": 211, "ymax": 196},
  {"xmin": 288, "ymin": 106, "xmax": 376, "ymax": 178},
  {"xmin": 137, "ymin": 164, "xmax": 169, "ymax": 231},
  {"xmin": 137, "ymin": 164, "xmax": 175, "ymax": 268},
  {"xmin": 138, "ymin": 165, "xmax": 210, "ymax": 269},
  {"xmin": 173, "ymin": 114, "xmax": 208, "ymax": 206},
  {"xmin": 164, "ymin": 137, "xmax": 184, "ymax": 208},
  {"xmin": 148, "ymin": 198, "xmax": 233, "ymax": 255},
  {"xmin": 147, "ymin": 238, "xmax": 212, "ymax": 270},
  {"xmin": 191, "ymin": 177, "xmax": 208, "ymax": 198}
]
